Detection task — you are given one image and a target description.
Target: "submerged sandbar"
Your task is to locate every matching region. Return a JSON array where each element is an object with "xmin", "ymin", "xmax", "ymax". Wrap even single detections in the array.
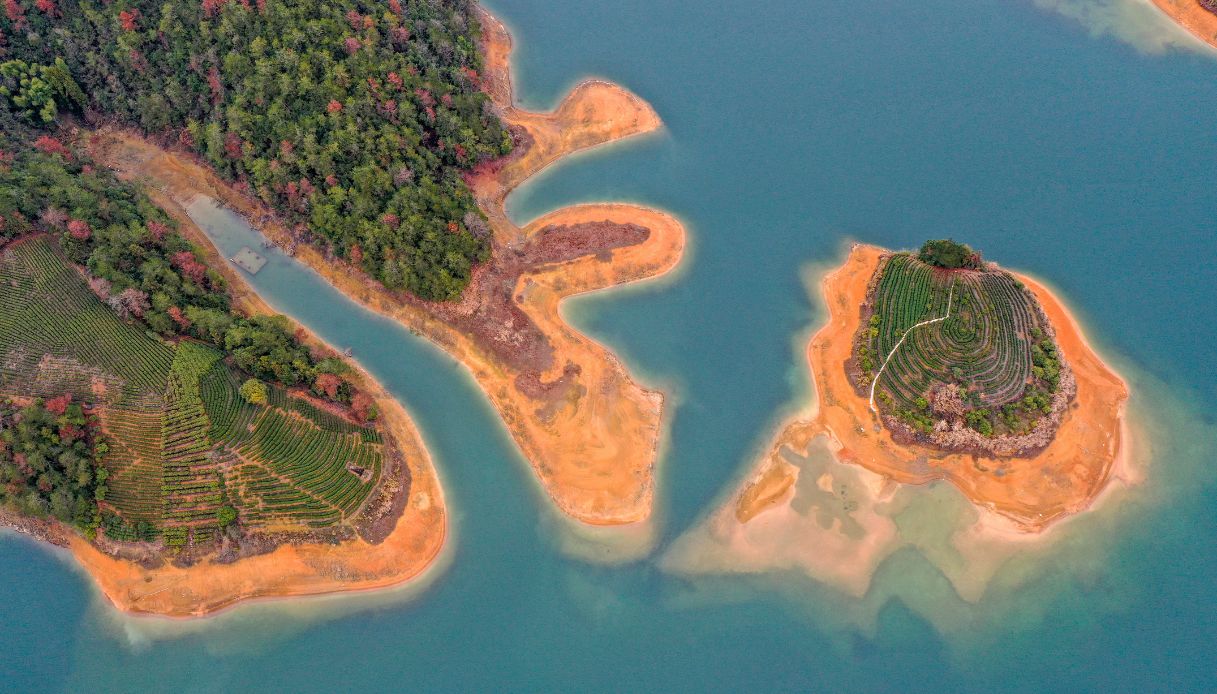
[
  {"xmin": 1150, "ymin": 0, "xmax": 1217, "ymax": 50},
  {"xmin": 666, "ymin": 243, "xmax": 1132, "ymax": 599}
]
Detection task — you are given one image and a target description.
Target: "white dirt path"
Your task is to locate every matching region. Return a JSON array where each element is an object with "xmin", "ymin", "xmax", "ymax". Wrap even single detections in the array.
[{"xmin": 868, "ymin": 283, "xmax": 955, "ymax": 415}]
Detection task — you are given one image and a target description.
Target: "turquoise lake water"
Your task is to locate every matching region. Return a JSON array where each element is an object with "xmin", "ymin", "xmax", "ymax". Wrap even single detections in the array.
[{"xmin": 4, "ymin": 0, "xmax": 1217, "ymax": 690}]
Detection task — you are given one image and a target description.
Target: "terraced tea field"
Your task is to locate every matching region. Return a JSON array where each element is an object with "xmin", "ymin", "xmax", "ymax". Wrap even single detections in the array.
[
  {"xmin": 861, "ymin": 253, "xmax": 1050, "ymax": 416},
  {"xmin": 0, "ymin": 235, "xmax": 174, "ymax": 407},
  {"xmin": 0, "ymin": 236, "xmax": 386, "ymax": 546},
  {"xmin": 200, "ymin": 364, "xmax": 383, "ymax": 529}
]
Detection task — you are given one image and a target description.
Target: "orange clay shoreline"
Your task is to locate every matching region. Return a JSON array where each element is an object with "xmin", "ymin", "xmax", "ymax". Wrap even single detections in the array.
[
  {"xmin": 1150, "ymin": 0, "xmax": 1217, "ymax": 50},
  {"xmin": 53, "ymin": 5, "xmax": 683, "ymax": 616},
  {"xmin": 90, "ymin": 7, "xmax": 683, "ymax": 528},
  {"xmin": 45, "ymin": 178, "xmax": 448, "ymax": 618},
  {"xmin": 457, "ymin": 8, "xmax": 684, "ymax": 523},
  {"xmin": 735, "ymin": 244, "xmax": 1129, "ymax": 532}
]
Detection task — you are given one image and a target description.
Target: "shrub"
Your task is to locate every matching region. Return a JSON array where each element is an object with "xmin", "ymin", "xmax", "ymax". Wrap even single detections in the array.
[
  {"xmin": 217, "ymin": 505, "xmax": 237, "ymax": 528},
  {"xmin": 918, "ymin": 239, "xmax": 982, "ymax": 269},
  {"xmin": 239, "ymin": 379, "xmax": 268, "ymax": 405}
]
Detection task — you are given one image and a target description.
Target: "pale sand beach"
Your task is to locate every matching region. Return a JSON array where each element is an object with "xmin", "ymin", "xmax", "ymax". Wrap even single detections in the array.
[{"xmin": 1150, "ymin": 0, "xmax": 1217, "ymax": 49}]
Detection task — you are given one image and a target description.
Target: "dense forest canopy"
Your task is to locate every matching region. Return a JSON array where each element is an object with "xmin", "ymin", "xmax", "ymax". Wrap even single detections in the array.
[
  {"xmin": 0, "ymin": 397, "xmax": 106, "ymax": 531},
  {"xmin": 0, "ymin": 111, "xmax": 362, "ymax": 410},
  {"xmin": 917, "ymin": 238, "xmax": 982, "ymax": 270},
  {"xmin": 1, "ymin": 0, "xmax": 510, "ymax": 300}
]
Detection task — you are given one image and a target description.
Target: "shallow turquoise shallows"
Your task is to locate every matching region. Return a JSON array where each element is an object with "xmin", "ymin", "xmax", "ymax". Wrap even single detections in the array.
[{"xmin": 4, "ymin": 0, "xmax": 1217, "ymax": 690}]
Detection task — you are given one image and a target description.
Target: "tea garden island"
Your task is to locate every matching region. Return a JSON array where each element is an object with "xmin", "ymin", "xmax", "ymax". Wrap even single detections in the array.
[{"xmin": 851, "ymin": 240, "xmax": 1073, "ymax": 457}]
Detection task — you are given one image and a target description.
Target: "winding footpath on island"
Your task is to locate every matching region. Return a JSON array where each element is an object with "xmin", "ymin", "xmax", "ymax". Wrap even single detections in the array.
[
  {"xmin": 90, "ymin": 7, "xmax": 682, "ymax": 538},
  {"xmin": 664, "ymin": 244, "xmax": 1134, "ymax": 599},
  {"xmin": 0, "ymin": 0, "xmax": 1168, "ymax": 626},
  {"xmin": 1152, "ymin": 0, "xmax": 1217, "ymax": 49}
]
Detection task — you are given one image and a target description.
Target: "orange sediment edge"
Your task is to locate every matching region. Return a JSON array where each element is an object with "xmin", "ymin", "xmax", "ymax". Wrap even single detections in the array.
[
  {"xmin": 67, "ymin": 403, "xmax": 447, "ymax": 619},
  {"xmin": 736, "ymin": 243, "xmax": 1131, "ymax": 533},
  {"xmin": 86, "ymin": 6, "xmax": 684, "ymax": 534},
  {"xmin": 512, "ymin": 205, "xmax": 685, "ymax": 526},
  {"xmin": 461, "ymin": 8, "xmax": 685, "ymax": 526},
  {"xmin": 57, "ymin": 186, "xmax": 449, "ymax": 618},
  {"xmin": 1149, "ymin": 0, "xmax": 1217, "ymax": 50}
]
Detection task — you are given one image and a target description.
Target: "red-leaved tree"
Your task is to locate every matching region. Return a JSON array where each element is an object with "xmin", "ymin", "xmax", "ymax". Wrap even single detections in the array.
[
  {"xmin": 350, "ymin": 392, "xmax": 377, "ymax": 423},
  {"xmin": 201, "ymin": 0, "xmax": 227, "ymax": 18},
  {"xmin": 67, "ymin": 219, "xmax": 92, "ymax": 240},
  {"xmin": 315, "ymin": 373, "xmax": 342, "ymax": 399},
  {"xmin": 45, "ymin": 394, "xmax": 72, "ymax": 416},
  {"xmin": 118, "ymin": 8, "xmax": 139, "ymax": 31},
  {"xmin": 147, "ymin": 219, "xmax": 169, "ymax": 242},
  {"xmin": 33, "ymin": 136, "xmax": 71, "ymax": 158},
  {"xmin": 4, "ymin": 0, "xmax": 26, "ymax": 28},
  {"xmin": 167, "ymin": 305, "xmax": 192, "ymax": 330},
  {"xmin": 34, "ymin": 0, "xmax": 59, "ymax": 18},
  {"xmin": 171, "ymin": 250, "xmax": 208, "ymax": 284}
]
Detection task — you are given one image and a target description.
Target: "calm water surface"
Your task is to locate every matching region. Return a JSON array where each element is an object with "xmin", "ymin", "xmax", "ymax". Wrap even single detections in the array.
[{"xmin": 3, "ymin": 0, "xmax": 1217, "ymax": 690}]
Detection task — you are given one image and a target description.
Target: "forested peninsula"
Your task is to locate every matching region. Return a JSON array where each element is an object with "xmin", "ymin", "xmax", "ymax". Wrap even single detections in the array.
[
  {"xmin": 0, "ymin": 0, "xmax": 478, "ymax": 614},
  {"xmin": 2, "ymin": 0, "xmax": 509, "ymax": 300},
  {"xmin": 0, "ymin": 0, "xmax": 685, "ymax": 613},
  {"xmin": 0, "ymin": 110, "xmax": 448, "ymax": 614}
]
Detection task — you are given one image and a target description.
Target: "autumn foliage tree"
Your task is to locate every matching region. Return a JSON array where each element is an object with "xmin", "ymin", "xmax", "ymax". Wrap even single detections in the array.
[
  {"xmin": 314, "ymin": 373, "xmax": 343, "ymax": 400},
  {"xmin": 350, "ymin": 392, "xmax": 377, "ymax": 423},
  {"xmin": 66, "ymin": 218, "xmax": 90, "ymax": 240},
  {"xmin": 0, "ymin": 398, "xmax": 106, "ymax": 530},
  {"xmin": 3, "ymin": 0, "xmax": 511, "ymax": 301}
]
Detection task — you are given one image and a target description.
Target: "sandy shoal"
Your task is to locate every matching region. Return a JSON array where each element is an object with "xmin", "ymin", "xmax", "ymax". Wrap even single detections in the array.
[
  {"xmin": 463, "ymin": 9, "xmax": 684, "ymax": 523},
  {"xmin": 89, "ymin": 7, "xmax": 684, "ymax": 527},
  {"xmin": 1150, "ymin": 0, "xmax": 1217, "ymax": 49},
  {"xmin": 667, "ymin": 244, "xmax": 1132, "ymax": 598},
  {"xmin": 736, "ymin": 244, "xmax": 1129, "ymax": 531},
  {"xmin": 58, "ymin": 177, "xmax": 446, "ymax": 618}
]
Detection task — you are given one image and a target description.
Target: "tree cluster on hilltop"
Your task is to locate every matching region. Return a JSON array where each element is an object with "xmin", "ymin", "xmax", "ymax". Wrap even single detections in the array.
[
  {"xmin": 1, "ymin": 0, "xmax": 510, "ymax": 300},
  {"xmin": 917, "ymin": 239, "xmax": 983, "ymax": 270}
]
